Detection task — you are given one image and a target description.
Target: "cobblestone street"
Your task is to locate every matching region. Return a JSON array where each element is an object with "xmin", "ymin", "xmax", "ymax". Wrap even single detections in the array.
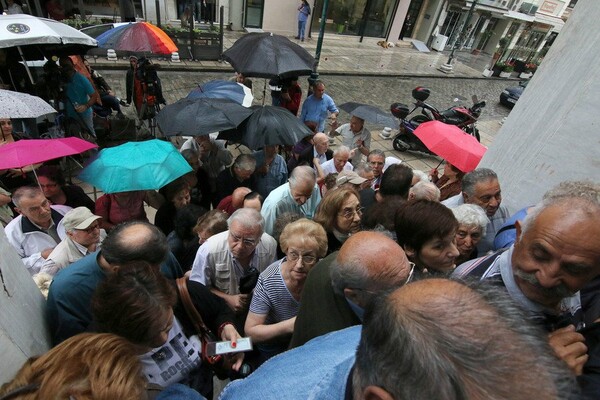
[{"xmin": 102, "ymin": 70, "xmax": 511, "ymax": 173}]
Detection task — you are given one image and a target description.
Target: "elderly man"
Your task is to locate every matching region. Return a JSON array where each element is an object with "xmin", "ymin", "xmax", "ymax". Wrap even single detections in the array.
[
  {"xmin": 317, "ymin": 145, "xmax": 353, "ymax": 177},
  {"xmin": 260, "ymin": 166, "xmax": 321, "ymax": 236},
  {"xmin": 40, "ymin": 207, "xmax": 107, "ymax": 277},
  {"xmin": 367, "ymin": 149, "xmax": 385, "ymax": 190},
  {"xmin": 453, "ymin": 181, "xmax": 600, "ymax": 393},
  {"xmin": 222, "ymin": 279, "xmax": 576, "ymax": 399},
  {"xmin": 329, "ymin": 116, "xmax": 371, "ymax": 167},
  {"xmin": 215, "ymin": 154, "xmax": 256, "ymax": 204},
  {"xmin": 217, "ymin": 187, "xmax": 252, "ymax": 215},
  {"xmin": 190, "ymin": 208, "xmax": 277, "ymax": 315},
  {"xmin": 442, "ymin": 168, "xmax": 510, "ymax": 253},
  {"xmin": 297, "ymin": 132, "xmax": 333, "ymax": 168},
  {"xmin": 46, "ymin": 221, "xmax": 183, "ymax": 345},
  {"xmin": 5, "ymin": 186, "xmax": 71, "ymax": 275},
  {"xmin": 299, "ymin": 80, "xmax": 339, "ymax": 133},
  {"xmin": 59, "ymin": 56, "xmax": 99, "ymax": 137},
  {"xmin": 290, "ymin": 231, "xmax": 412, "ymax": 348}
]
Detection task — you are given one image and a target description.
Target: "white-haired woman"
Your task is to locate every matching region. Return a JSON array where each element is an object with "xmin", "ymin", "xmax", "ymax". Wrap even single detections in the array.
[{"xmin": 451, "ymin": 204, "xmax": 488, "ymax": 265}]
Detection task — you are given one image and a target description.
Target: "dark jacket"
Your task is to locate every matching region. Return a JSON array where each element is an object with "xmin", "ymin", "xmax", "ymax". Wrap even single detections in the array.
[{"xmin": 297, "ymin": 145, "xmax": 333, "ymax": 167}]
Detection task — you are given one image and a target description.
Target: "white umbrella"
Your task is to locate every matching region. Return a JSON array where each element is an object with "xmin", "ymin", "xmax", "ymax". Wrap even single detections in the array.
[
  {"xmin": 0, "ymin": 14, "xmax": 97, "ymax": 49},
  {"xmin": 0, "ymin": 89, "xmax": 56, "ymax": 118}
]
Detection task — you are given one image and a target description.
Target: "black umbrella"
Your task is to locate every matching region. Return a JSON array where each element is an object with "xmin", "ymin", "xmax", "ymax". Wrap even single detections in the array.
[
  {"xmin": 222, "ymin": 33, "xmax": 315, "ymax": 79},
  {"xmin": 156, "ymin": 98, "xmax": 253, "ymax": 137},
  {"xmin": 339, "ymin": 102, "xmax": 399, "ymax": 128},
  {"xmin": 218, "ymin": 106, "xmax": 313, "ymax": 150}
]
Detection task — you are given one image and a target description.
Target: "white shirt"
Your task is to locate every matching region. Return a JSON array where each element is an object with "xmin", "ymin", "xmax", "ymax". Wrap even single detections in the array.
[{"xmin": 320, "ymin": 158, "xmax": 353, "ymax": 175}]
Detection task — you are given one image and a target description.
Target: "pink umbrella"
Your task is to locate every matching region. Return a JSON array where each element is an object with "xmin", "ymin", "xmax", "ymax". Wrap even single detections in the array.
[
  {"xmin": 0, "ymin": 137, "xmax": 97, "ymax": 170},
  {"xmin": 413, "ymin": 121, "xmax": 487, "ymax": 173}
]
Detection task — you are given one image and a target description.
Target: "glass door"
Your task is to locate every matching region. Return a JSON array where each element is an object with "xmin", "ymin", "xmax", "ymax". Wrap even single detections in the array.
[{"xmin": 245, "ymin": 0, "xmax": 264, "ymax": 28}]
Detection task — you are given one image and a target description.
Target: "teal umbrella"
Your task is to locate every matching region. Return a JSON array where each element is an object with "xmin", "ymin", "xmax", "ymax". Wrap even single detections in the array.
[{"xmin": 79, "ymin": 139, "xmax": 192, "ymax": 193}]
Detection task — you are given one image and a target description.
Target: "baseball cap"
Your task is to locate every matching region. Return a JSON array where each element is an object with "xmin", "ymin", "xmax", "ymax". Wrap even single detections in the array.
[
  {"xmin": 336, "ymin": 170, "xmax": 367, "ymax": 186},
  {"xmin": 62, "ymin": 207, "xmax": 101, "ymax": 231}
]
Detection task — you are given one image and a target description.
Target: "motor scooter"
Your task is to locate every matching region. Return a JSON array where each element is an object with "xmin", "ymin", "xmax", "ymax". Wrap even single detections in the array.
[
  {"xmin": 389, "ymin": 103, "xmax": 433, "ymax": 154},
  {"xmin": 396, "ymin": 87, "xmax": 486, "ymax": 141}
]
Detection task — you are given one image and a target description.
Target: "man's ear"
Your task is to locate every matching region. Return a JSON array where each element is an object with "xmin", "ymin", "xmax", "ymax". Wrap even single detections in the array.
[
  {"xmin": 462, "ymin": 191, "xmax": 470, "ymax": 203},
  {"xmin": 343, "ymin": 288, "xmax": 361, "ymax": 305},
  {"xmin": 14, "ymin": 207, "xmax": 23, "ymax": 216},
  {"xmin": 362, "ymin": 385, "xmax": 395, "ymax": 400},
  {"xmin": 404, "ymin": 245, "xmax": 416, "ymax": 259},
  {"xmin": 515, "ymin": 219, "xmax": 523, "ymax": 243}
]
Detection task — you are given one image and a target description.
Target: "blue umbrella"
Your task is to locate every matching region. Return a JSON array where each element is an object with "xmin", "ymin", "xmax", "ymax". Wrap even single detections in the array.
[
  {"xmin": 187, "ymin": 80, "xmax": 253, "ymax": 107},
  {"xmin": 79, "ymin": 139, "xmax": 192, "ymax": 193}
]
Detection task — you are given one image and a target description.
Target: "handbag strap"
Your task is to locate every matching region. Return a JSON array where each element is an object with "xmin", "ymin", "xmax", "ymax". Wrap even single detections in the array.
[{"xmin": 176, "ymin": 277, "xmax": 212, "ymax": 340}]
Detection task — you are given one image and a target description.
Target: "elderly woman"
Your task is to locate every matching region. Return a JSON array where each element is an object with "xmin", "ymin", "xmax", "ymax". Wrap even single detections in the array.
[
  {"xmin": 395, "ymin": 199, "xmax": 460, "ymax": 278},
  {"xmin": 93, "ymin": 262, "xmax": 243, "ymax": 398},
  {"xmin": 155, "ymin": 177, "xmax": 191, "ymax": 235},
  {"xmin": 245, "ymin": 218, "xmax": 327, "ymax": 363},
  {"xmin": 314, "ymin": 187, "xmax": 362, "ymax": 254},
  {"xmin": 36, "ymin": 165, "xmax": 95, "ymax": 211},
  {"xmin": 429, "ymin": 161, "xmax": 465, "ymax": 201},
  {"xmin": 451, "ymin": 204, "xmax": 488, "ymax": 265}
]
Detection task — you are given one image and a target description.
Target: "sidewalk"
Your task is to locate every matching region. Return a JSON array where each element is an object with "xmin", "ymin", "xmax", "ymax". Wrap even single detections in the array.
[{"xmin": 88, "ymin": 29, "xmax": 503, "ymax": 79}]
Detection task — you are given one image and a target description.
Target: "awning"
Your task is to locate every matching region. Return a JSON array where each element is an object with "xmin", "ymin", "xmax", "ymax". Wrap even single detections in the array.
[
  {"xmin": 503, "ymin": 10, "xmax": 536, "ymax": 22},
  {"xmin": 534, "ymin": 12, "xmax": 565, "ymax": 32}
]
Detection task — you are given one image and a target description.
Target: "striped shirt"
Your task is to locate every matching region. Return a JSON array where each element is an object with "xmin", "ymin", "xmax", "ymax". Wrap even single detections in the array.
[{"xmin": 250, "ymin": 258, "xmax": 300, "ymax": 325}]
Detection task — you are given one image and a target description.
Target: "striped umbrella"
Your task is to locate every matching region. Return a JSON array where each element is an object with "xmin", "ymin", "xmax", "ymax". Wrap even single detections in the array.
[{"xmin": 95, "ymin": 22, "xmax": 177, "ymax": 55}]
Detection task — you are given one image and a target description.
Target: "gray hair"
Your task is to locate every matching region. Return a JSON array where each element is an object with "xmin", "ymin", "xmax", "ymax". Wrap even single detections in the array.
[
  {"xmin": 289, "ymin": 165, "xmax": 316, "ymax": 189},
  {"xmin": 233, "ymin": 154, "xmax": 256, "ymax": 171},
  {"xmin": 410, "ymin": 181, "xmax": 441, "ymax": 201},
  {"xmin": 333, "ymin": 145, "xmax": 351, "ymax": 157},
  {"xmin": 462, "ymin": 168, "xmax": 498, "ymax": 196},
  {"xmin": 12, "ymin": 186, "xmax": 44, "ymax": 208},
  {"xmin": 101, "ymin": 221, "xmax": 168, "ymax": 266},
  {"xmin": 411, "ymin": 169, "xmax": 429, "ymax": 183},
  {"xmin": 353, "ymin": 279, "xmax": 578, "ymax": 400},
  {"xmin": 227, "ymin": 208, "xmax": 265, "ymax": 235},
  {"xmin": 521, "ymin": 180, "xmax": 600, "ymax": 237},
  {"xmin": 451, "ymin": 204, "xmax": 488, "ymax": 236},
  {"xmin": 354, "ymin": 162, "xmax": 373, "ymax": 176},
  {"xmin": 367, "ymin": 149, "xmax": 385, "ymax": 160}
]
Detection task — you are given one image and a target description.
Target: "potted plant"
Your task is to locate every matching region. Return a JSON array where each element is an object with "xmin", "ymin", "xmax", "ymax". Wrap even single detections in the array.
[{"xmin": 500, "ymin": 63, "xmax": 514, "ymax": 78}]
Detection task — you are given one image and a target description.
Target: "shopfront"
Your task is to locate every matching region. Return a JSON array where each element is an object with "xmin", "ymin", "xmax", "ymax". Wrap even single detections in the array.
[{"xmin": 310, "ymin": 0, "xmax": 399, "ymax": 38}]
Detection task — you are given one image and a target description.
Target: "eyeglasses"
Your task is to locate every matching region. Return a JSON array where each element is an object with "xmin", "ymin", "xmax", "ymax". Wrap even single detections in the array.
[
  {"xmin": 287, "ymin": 251, "xmax": 318, "ymax": 265},
  {"xmin": 229, "ymin": 231, "xmax": 258, "ymax": 247},
  {"xmin": 77, "ymin": 223, "xmax": 100, "ymax": 234},
  {"xmin": 338, "ymin": 206, "xmax": 363, "ymax": 220},
  {"xmin": 405, "ymin": 261, "xmax": 415, "ymax": 285}
]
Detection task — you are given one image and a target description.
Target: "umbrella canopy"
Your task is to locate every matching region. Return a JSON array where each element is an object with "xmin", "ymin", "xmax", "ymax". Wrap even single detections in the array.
[
  {"xmin": 218, "ymin": 105, "xmax": 313, "ymax": 150},
  {"xmin": 222, "ymin": 32, "xmax": 315, "ymax": 79},
  {"xmin": 0, "ymin": 89, "xmax": 56, "ymax": 118},
  {"xmin": 413, "ymin": 121, "xmax": 486, "ymax": 173},
  {"xmin": 0, "ymin": 137, "xmax": 97, "ymax": 169},
  {"xmin": 339, "ymin": 102, "xmax": 399, "ymax": 128},
  {"xmin": 157, "ymin": 98, "xmax": 253, "ymax": 137},
  {"xmin": 78, "ymin": 139, "xmax": 192, "ymax": 194},
  {"xmin": 96, "ymin": 22, "xmax": 177, "ymax": 55},
  {"xmin": 187, "ymin": 80, "xmax": 253, "ymax": 107},
  {"xmin": 0, "ymin": 14, "xmax": 97, "ymax": 58}
]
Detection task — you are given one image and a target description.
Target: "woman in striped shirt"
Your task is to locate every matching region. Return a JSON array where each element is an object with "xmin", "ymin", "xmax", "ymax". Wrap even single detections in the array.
[{"xmin": 245, "ymin": 219, "xmax": 327, "ymax": 363}]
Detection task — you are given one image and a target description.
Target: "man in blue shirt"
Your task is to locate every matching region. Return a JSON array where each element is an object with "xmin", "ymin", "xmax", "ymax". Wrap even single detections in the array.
[
  {"xmin": 299, "ymin": 80, "xmax": 338, "ymax": 133},
  {"xmin": 59, "ymin": 56, "xmax": 98, "ymax": 137}
]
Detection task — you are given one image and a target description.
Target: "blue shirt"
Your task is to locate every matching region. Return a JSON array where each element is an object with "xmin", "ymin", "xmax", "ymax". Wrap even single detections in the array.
[
  {"xmin": 260, "ymin": 182, "xmax": 321, "ymax": 236},
  {"xmin": 219, "ymin": 326, "xmax": 360, "ymax": 399},
  {"xmin": 64, "ymin": 71, "xmax": 95, "ymax": 120},
  {"xmin": 253, "ymin": 150, "xmax": 288, "ymax": 199},
  {"xmin": 298, "ymin": 3, "xmax": 310, "ymax": 22},
  {"xmin": 300, "ymin": 93, "xmax": 338, "ymax": 132}
]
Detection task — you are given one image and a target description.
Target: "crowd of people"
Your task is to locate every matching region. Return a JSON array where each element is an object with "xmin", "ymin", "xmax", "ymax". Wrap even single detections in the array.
[{"xmin": 1, "ymin": 72, "xmax": 600, "ymax": 399}]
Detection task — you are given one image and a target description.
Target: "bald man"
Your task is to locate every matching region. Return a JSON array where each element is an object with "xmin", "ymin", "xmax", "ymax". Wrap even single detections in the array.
[
  {"xmin": 297, "ymin": 132, "xmax": 333, "ymax": 168},
  {"xmin": 290, "ymin": 231, "xmax": 412, "ymax": 348},
  {"xmin": 222, "ymin": 279, "xmax": 576, "ymax": 399},
  {"xmin": 217, "ymin": 186, "xmax": 252, "ymax": 215}
]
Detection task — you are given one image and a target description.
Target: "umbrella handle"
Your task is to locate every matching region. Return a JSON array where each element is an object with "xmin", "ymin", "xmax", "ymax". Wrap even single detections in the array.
[{"xmin": 435, "ymin": 159, "xmax": 444, "ymax": 170}]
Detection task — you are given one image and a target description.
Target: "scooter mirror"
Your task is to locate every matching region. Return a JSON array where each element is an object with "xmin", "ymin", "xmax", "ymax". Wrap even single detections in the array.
[
  {"xmin": 472, "ymin": 95, "xmax": 479, "ymax": 104},
  {"xmin": 452, "ymin": 95, "xmax": 467, "ymax": 102}
]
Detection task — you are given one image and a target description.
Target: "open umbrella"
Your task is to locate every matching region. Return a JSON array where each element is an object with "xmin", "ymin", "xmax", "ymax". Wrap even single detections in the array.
[
  {"xmin": 78, "ymin": 139, "xmax": 192, "ymax": 193},
  {"xmin": 187, "ymin": 80, "xmax": 253, "ymax": 107},
  {"xmin": 0, "ymin": 137, "xmax": 97, "ymax": 170},
  {"xmin": 413, "ymin": 121, "xmax": 486, "ymax": 173},
  {"xmin": 218, "ymin": 105, "xmax": 313, "ymax": 150},
  {"xmin": 95, "ymin": 22, "xmax": 177, "ymax": 55},
  {"xmin": 156, "ymin": 98, "xmax": 253, "ymax": 137},
  {"xmin": 0, "ymin": 14, "xmax": 97, "ymax": 59},
  {"xmin": 339, "ymin": 102, "xmax": 399, "ymax": 128},
  {"xmin": 222, "ymin": 33, "xmax": 315, "ymax": 79},
  {"xmin": 0, "ymin": 89, "xmax": 56, "ymax": 118}
]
